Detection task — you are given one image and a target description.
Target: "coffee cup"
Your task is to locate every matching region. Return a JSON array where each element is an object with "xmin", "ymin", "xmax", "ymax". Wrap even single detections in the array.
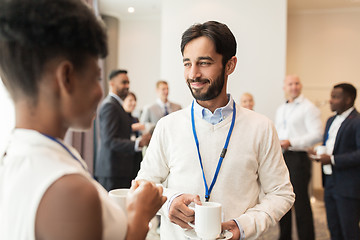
[
  {"xmin": 188, "ymin": 202, "xmax": 222, "ymax": 240},
  {"xmin": 108, "ymin": 188, "xmax": 129, "ymax": 214},
  {"xmin": 316, "ymin": 145, "xmax": 327, "ymax": 155}
]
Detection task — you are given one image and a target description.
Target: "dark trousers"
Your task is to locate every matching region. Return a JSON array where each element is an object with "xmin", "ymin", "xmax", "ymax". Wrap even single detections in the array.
[
  {"xmin": 279, "ymin": 151, "xmax": 315, "ymax": 240},
  {"xmin": 96, "ymin": 176, "xmax": 132, "ymax": 192},
  {"xmin": 324, "ymin": 175, "xmax": 360, "ymax": 240}
]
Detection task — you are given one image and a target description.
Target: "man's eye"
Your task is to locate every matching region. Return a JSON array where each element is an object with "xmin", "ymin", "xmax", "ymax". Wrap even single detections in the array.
[
  {"xmin": 200, "ymin": 62, "xmax": 210, "ymax": 66},
  {"xmin": 184, "ymin": 62, "xmax": 191, "ymax": 67}
]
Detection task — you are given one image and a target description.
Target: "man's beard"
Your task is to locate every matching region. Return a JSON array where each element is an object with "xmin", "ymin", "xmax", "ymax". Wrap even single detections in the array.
[
  {"xmin": 186, "ymin": 68, "xmax": 225, "ymax": 101},
  {"xmin": 117, "ymin": 88, "xmax": 129, "ymax": 100}
]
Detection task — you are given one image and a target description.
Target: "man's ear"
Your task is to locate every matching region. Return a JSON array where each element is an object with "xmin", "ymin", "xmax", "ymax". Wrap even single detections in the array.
[
  {"xmin": 225, "ymin": 56, "xmax": 237, "ymax": 75},
  {"xmin": 55, "ymin": 60, "xmax": 75, "ymax": 95}
]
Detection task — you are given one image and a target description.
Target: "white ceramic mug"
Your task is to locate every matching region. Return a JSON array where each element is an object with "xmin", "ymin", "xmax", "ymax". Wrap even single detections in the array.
[
  {"xmin": 188, "ymin": 202, "xmax": 222, "ymax": 240},
  {"xmin": 316, "ymin": 145, "xmax": 327, "ymax": 155},
  {"xmin": 108, "ymin": 188, "xmax": 129, "ymax": 214}
]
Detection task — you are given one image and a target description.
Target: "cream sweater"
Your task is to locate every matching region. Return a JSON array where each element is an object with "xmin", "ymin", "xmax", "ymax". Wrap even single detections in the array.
[{"xmin": 137, "ymin": 104, "xmax": 295, "ymax": 240}]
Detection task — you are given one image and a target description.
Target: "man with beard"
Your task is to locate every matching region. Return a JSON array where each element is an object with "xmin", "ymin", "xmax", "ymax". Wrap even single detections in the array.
[
  {"xmin": 136, "ymin": 21, "xmax": 294, "ymax": 240},
  {"xmin": 95, "ymin": 70, "xmax": 151, "ymax": 191}
]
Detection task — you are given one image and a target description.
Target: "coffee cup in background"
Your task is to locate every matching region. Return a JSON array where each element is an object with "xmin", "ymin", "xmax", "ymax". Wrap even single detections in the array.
[
  {"xmin": 108, "ymin": 188, "xmax": 129, "ymax": 214},
  {"xmin": 188, "ymin": 202, "xmax": 222, "ymax": 240},
  {"xmin": 316, "ymin": 145, "xmax": 327, "ymax": 155}
]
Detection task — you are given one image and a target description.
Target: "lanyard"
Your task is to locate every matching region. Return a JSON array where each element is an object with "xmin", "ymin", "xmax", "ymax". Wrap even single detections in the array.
[
  {"xmin": 41, "ymin": 134, "xmax": 88, "ymax": 171},
  {"xmin": 191, "ymin": 100, "xmax": 236, "ymax": 202}
]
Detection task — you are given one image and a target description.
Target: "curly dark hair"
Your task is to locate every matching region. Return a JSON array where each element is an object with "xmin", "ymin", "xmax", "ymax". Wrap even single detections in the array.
[
  {"xmin": 0, "ymin": 0, "xmax": 108, "ymax": 101},
  {"xmin": 180, "ymin": 21, "xmax": 237, "ymax": 68}
]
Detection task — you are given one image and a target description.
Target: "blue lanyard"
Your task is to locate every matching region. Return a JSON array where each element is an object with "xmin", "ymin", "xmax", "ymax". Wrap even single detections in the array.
[
  {"xmin": 191, "ymin": 100, "xmax": 236, "ymax": 202},
  {"xmin": 41, "ymin": 134, "xmax": 87, "ymax": 171}
]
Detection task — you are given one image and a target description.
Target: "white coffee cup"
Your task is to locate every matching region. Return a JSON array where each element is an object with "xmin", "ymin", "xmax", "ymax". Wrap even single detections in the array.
[
  {"xmin": 108, "ymin": 188, "xmax": 129, "ymax": 214},
  {"xmin": 316, "ymin": 145, "xmax": 327, "ymax": 155},
  {"xmin": 188, "ymin": 202, "xmax": 222, "ymax": 240}
]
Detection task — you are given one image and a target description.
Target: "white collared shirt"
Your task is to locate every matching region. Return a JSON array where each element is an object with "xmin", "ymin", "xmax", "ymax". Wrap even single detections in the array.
[
  {"xmin": 275, "ymin": 94, "xmax": 323, "ymax": 151},
  {"xmin": 323, "ymin": 107, "xmax": 354, "ymax": 175}
]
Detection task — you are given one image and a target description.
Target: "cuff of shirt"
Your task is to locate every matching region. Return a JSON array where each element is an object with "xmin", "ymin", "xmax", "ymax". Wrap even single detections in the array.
[
  {"xmin": 134, "ymin": 138, "xmax": 142, "ymax": 152},
  {"xmin": 331, "ymin": 155, "xmax": 335, "ymax": 165},
  {"xmin": 167, "ymin": 192, "xmax": 184, "ymax": 215},
  {"xmin": 233, "ymin": 219, "xmax": 245, "ymax": 240}
]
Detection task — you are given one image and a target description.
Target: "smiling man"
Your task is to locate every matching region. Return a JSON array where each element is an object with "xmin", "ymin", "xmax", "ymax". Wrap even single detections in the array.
[{"xmin": 136, "ymin": 21, "xmax": 294, "ymax": 240}]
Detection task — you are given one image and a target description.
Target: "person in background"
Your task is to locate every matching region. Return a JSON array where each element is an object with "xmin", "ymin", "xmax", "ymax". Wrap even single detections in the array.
[
  {"xmin": 0, "ymin": 0, "xmax": 166, "ymax": 239},
  {"xmin": 136, "ymin": 20, "xmax": 294, "ymax": 240},
  {"xmin": 275, "ymin": 75, "xmax": 323, "ymax": 240},
  {"xmin": 309, "ymin": 83, "xmax": 360, "ymax": 240},
  {"xmin": 240, "ymin": 92, "xmax": 255, "ymax": 110},
  {"xmin": 95, "ymin": 70, "xmax": 151, "ymax": 191},
  {"xmin": 140, "ymin": 80, "xmax": 181, "ymax": 126},
  {"xmin": 123, "ymin": 92, "xmax": 145, "ymax": 139}
]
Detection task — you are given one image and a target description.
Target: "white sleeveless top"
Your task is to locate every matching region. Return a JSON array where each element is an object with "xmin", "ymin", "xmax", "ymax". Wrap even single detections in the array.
[{"xmin": 0, "ymin": 129, "xmax": 127, "ymax": 240}]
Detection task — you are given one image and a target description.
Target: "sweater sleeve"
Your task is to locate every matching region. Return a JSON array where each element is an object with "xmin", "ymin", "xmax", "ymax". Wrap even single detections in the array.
[
  {"xmin": 235, "ymin": 120, "xmax": 295, "ymax": 239},
  {"xmin": 135, "ymin": 118, "xmax": 181, "ymax": 216}
]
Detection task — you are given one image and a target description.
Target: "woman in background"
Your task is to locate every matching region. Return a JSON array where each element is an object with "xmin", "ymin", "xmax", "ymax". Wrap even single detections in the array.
[{"xmin": 0, "ymin": 0, "xmax": 166, "ymax": 240}]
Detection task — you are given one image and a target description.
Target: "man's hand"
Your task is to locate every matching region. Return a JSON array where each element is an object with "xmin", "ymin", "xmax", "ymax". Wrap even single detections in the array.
[
  {"xmin": 280, "ymin": 140, "xmax": 291, "ymax": 150},
  {"xmin": 222, "ymin": 220, "xmax": 241, "ymax": 240},
  {"xmin": 307, "ymin": 148, "xmax": 332, "ymax": 164},
  {"xmin": 139, "ymin": 132, "xmax": 151, "ymax": 147},
  {"xmin": 168, "ymin": 194, "xmax": 201, "ymax": 229}
]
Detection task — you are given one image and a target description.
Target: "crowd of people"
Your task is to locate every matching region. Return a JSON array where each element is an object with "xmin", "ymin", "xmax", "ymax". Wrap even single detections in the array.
[{"xmin": 0, "ymin": 0, "xmax": 359, "ymax": 240}]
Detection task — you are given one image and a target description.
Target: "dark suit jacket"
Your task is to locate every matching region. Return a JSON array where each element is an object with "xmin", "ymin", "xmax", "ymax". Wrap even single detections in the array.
[
  {"xmin": 95, "ymin": 95, "xmax": 142, "ymax": 179},
  {"xmin": 322, "ymin": 108, "xmax": 360, "ymax": 199}
]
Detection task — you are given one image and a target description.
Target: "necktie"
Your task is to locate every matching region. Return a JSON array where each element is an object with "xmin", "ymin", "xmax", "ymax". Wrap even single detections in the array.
[{"xmin": 164, "ymin": 105, "xmax": 169, "ymax": 116}]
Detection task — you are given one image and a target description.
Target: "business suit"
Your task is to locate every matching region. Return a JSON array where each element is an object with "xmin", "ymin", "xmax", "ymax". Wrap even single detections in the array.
[
  {"xmin": 323, "ymin": 109, "xmax": 360, "ymax": 240},
  {"xmin": 95, "ymin": 95, "xmax": 142, "ymax": 191},
  {"xmin": 140, "ymin": 100, "xmax": 181, "ymax": 125}
]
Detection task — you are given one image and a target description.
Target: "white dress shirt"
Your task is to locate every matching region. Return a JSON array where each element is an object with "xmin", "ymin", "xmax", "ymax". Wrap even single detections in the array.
[
  {"xmin": 323, "ymin": 107, "xmax": 354, "ymax": 175},
  {"xmin": 275, "ymin": 94, "xmax": 323, "ymax": 151}
]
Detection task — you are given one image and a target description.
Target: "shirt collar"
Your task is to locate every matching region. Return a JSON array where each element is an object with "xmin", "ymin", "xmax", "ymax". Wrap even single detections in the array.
[
  {"xmin": 109, "ymin": 92, "xmax": 123, "ymax": 105},
  {"xmin": 336, "ymin": 107, "xmax": 354, "ymax": 119},
  {"xmin": 193, "ymin": 94, "xmax": 234, "ymax": 125},
  {"xmin": 156, "ymin": 98, "xmax": 169, "ymax": 108},
  {"xmin": 286, "ymin": 94, "xmax": 304, "ymax": 104}
]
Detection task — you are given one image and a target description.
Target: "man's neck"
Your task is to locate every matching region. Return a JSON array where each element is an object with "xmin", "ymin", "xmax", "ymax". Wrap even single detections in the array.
[
  {"xmin": 160, "ymin": 97, "xmax": 168, "ymax": 104},
  {"xmin": 287, "ymin": 95, "xmax": 300, "ymax": 103}
]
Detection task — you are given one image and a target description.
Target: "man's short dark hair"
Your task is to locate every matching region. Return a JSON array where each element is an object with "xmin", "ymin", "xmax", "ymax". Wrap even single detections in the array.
[
  {"xmin": 180, "ymin": 21, "xmax": 237, "ymax": 67},
  {"xmin": 109, "ymin": 69, "xmax": 128, "ymax": 81},
  {"xmin": 334, "ymin": 83, "xmax": 357, "ymax": 106},
  {"xmin": 0, "ymin": 0, "xmax": 108, "ymax": 101}
]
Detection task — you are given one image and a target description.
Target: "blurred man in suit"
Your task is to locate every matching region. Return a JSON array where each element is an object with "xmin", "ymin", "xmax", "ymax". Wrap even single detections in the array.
[
  {"xmin": 309, "ymin": 83, "xmax": 360, "ymax": 240},
  {"xmin": 95, "ymin": 70, "xmax": 151, "ymax": 191},
  {"xmin": 140, "ymin": 80, "xmax": 181, "ymax": 126},
  {"xmin": 275, "ymin": 75, "xmax": 323, "ymax": 240}
]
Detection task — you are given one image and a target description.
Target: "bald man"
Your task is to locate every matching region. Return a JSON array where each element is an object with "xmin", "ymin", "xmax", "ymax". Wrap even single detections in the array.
[{"xmin": 275, "ymin": 75, "xmax": 323, "ymax": 240}]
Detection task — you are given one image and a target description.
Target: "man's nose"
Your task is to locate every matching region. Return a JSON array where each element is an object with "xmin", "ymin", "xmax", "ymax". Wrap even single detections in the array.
[{"xmin": 188, "ymin": 65, "xmax": 201, "ymax": 80}]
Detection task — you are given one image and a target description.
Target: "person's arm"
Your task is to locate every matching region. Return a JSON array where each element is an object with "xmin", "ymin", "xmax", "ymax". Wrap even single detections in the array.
[
  {"xmin": 289, "ymin": 103, "xmax": 323, "ymax": 148},
  {"xmin": 332, "ymin": 118, "xmax": 360, "ymax": 168},
  {"xmin": 136, "ymin": 118, "xmax": 184, "ymax": 215},
  {"xmin": 35, "ymin": 174, "xmax": 102, "ymax": 240},
  {"xmin": 232, "ymin": 121, "xmax": 295, "ymax": 239},
  {"xmin": 126, "ymin": 181, "xmax": 167, "ymax": 240}
]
